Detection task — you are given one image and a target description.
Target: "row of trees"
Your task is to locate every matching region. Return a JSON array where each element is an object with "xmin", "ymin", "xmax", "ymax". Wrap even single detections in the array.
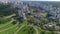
[
  {"xmin": 0, "ymin": 3, "xmax": 18, "ymax": 17},
  {"xmin": 0, "ymin": 17, "xmax": 11, "ymax": 24},
  {"xmin": 23, "ymin": 26, "xmax": 35, "ymax": 34}
]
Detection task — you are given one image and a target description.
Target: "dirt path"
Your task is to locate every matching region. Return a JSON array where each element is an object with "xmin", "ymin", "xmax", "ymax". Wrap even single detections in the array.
[
  {"xmin": 5, "ymin": 14, "xmax": 16, "ymax": 19},
  {"xmin": 28, "ymin": 25, "xmax": 39, "ymax": 34},
  {"xmin": 33, "ymin": 26, "xmax": 39, "ymax": 34},
  {"xmin": 0, "ymin": 19, "xmax": 14, "ymax": 28},
  {"xmin": 14, "ymin": 25, "xmax": 25, "ymax": 34},
  {"xmin": 0, "ymin": 22, "xmax": 18, "ymax": 32}
]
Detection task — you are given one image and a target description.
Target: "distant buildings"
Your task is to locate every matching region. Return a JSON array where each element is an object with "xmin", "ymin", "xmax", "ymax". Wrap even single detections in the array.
[
  {"xmin": 8, "ymin": 1, "xmax": 60, "ymax": 20},
  {"xmin": 17, "ymin": 2, "xmax": 34, "ymax": 19}
]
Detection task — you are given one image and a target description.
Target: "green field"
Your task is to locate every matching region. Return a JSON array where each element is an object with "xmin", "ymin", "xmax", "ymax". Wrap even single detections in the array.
[
  {"xmin": 0, "ymin": 16, "xmax": 58, "ymax": 34},
  {"xmin": 0, "ymin": 2, "xmax": 58, "ymax": 34}
]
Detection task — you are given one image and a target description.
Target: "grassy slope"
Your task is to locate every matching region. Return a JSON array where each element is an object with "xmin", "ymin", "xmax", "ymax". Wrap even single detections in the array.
[
  {"xmin": 17, "ymin": 26, "xmax": 36, "ymax": 34},
  {"xmin": 0, "ymin": 22, "xmax": 19, "ymax": 34}
]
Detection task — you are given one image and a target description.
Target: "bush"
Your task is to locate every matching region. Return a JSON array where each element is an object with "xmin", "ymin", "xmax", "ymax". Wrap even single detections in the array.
[
  {"xmin": 12, "ymin": 21, "xmax": 17, "ymax": 25},
  {"xmin": 0, "ymin": 17, "xmax": 11, "ymax": 24}
]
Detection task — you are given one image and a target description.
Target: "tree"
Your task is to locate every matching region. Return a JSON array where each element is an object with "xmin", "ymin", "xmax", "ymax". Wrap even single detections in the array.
[
  {"xmin": 28, "ymin": 17, "xmax": 35, "ymax": 24},
  {"xmin": 12, "ymin": 21, "xmax": 17, "ymax": 25}
]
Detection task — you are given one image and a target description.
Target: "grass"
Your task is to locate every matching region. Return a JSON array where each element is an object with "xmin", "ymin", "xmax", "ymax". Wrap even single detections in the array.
[
  {"xmin": 0, "ymin": 22, "xmax": 19, "ymax": 34},
  {"xmin": 0, "ymin": 16, "xmax": 56, "ymax": 34},
  {"xmin": 0, "ymin": 23, "xmax": 13, "ymax": 30},
  {"xmin": 0, "ymin": 17, "xmax": 14, "ymax": 28},
  {"xmin": 17, "ymin": 26, "xmax": 36, "ymax": 34},
  {"xmin": 0, "ymin": 26, "xmax": 17, "ymax": 34},
  {"xmin": 35, "ymin": 26, "xmax": 56, "ymax": 34},
  {"xmin": 0, "ymin": 20, "xmax": 15, "ymax": 30},
  {"xmin": 40, "ymin": 13, "xmax": 47, "ymax": 17},
  {"xmin": 0, "ymin": 20, "xmax": 11, "ymax": 28},
  {"xmin": 0, "ymin": 19, "xmax": 28, "ymax": 34},
  {"xmin": 0, "ymin": 19, "xmax": 14, "ymax": 28}
]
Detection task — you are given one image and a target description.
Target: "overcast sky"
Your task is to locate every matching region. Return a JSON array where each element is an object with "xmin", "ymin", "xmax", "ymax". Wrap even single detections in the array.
[
  {"xmin": 22, "ymin": 0, "xmax": 60, "ymax": 1},
  {"xmin": 0, "ymin": 0, "xmax": 60, "ymax": 2}
]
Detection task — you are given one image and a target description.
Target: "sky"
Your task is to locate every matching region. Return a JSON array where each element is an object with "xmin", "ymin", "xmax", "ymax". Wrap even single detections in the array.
[
  {"xmin": 22, "ymin": 0, "xmax": 60, "ymax": 1},
  {"xmin": 0, "ymin": 0, "xmax": 60, "ymax": 3}
]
